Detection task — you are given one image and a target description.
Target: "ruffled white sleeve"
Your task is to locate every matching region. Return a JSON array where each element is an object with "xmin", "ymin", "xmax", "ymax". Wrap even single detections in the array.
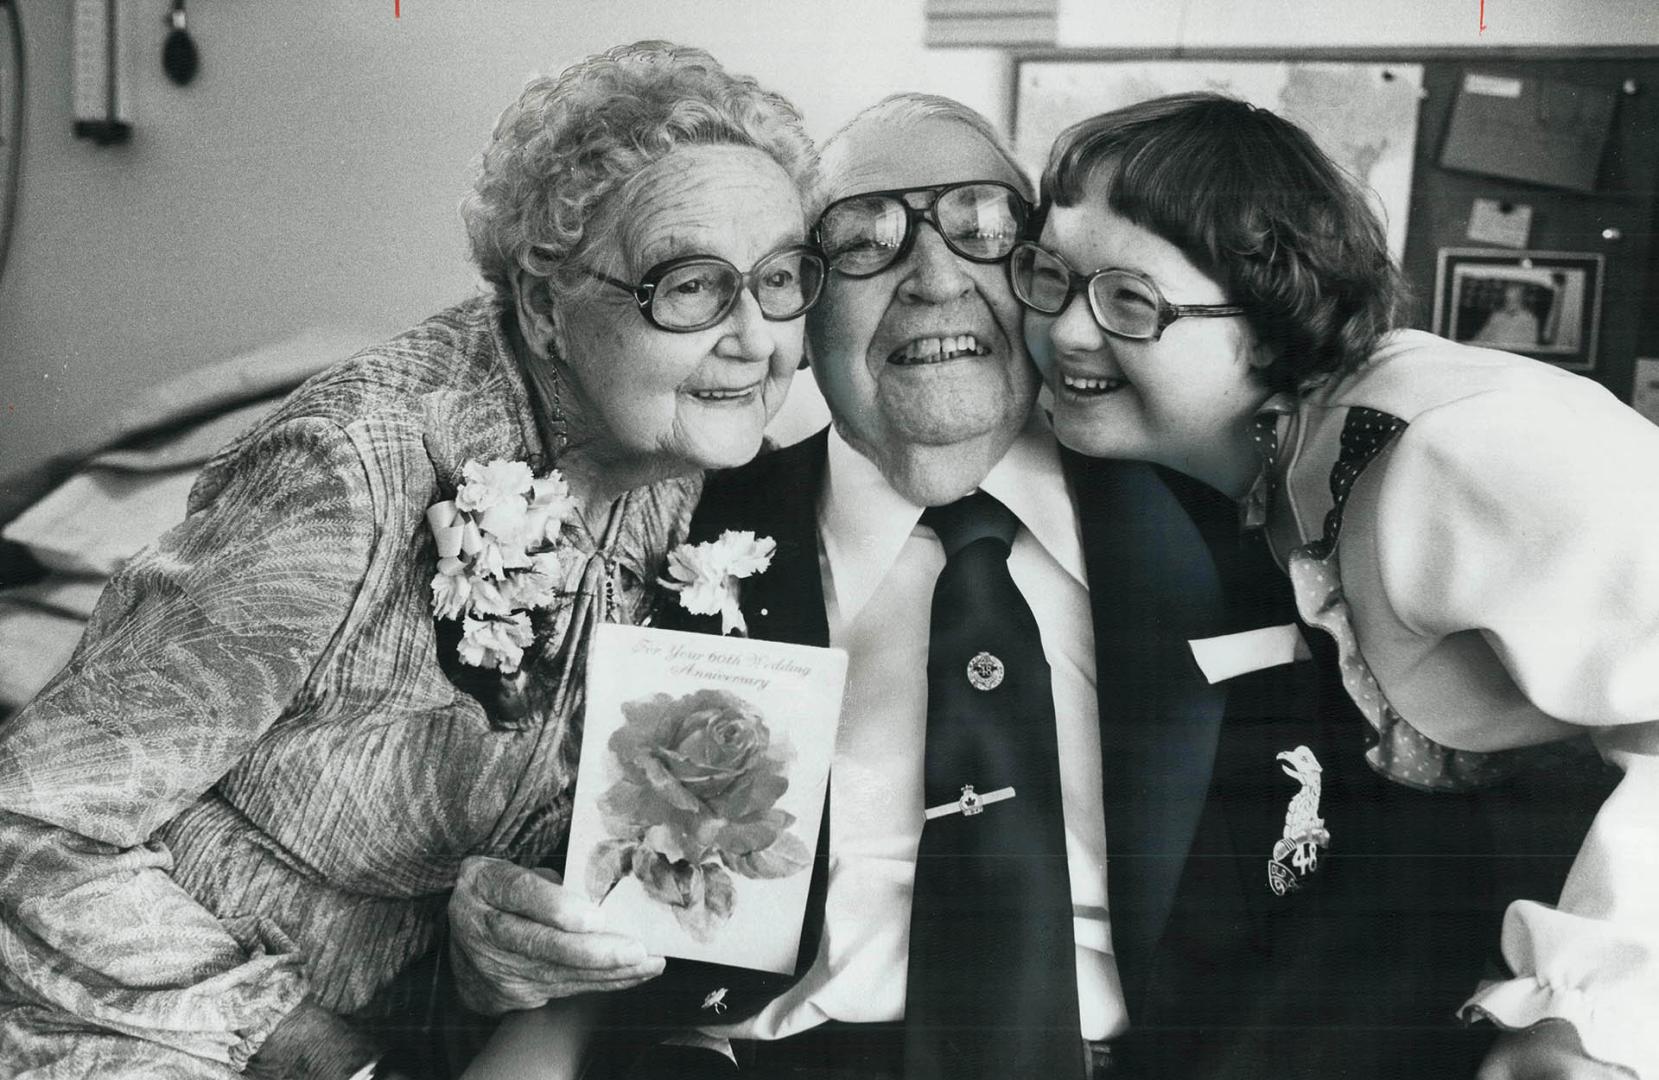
[{"xmin": 1369, "ymin": 382, "xmax": 1659, "ymax": 1077}]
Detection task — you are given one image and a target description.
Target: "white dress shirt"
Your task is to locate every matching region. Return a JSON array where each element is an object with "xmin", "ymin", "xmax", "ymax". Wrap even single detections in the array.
[{"xmin": 707, "ymin": 416, "xmax": 1128, "ymax": 1043}]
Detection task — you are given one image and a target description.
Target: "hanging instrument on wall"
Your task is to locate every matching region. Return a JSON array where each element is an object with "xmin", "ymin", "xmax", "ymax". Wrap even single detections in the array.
[{"xmin": 71, "ymin": 0, "xmax": 131, "ymax": 146}]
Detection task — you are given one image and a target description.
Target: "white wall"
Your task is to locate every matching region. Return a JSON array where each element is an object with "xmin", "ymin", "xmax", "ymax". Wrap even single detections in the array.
[
  {"xmin": 6, "ymin": 0, "xmax": 1658, "ymax": 479},
  {"xmin": 0, "ymin": 1, "xmax": 1004, "ymax": 478},
  {"xmin": 1059, "ymin": 0, "xmax": 1659, "ymax": 48}
]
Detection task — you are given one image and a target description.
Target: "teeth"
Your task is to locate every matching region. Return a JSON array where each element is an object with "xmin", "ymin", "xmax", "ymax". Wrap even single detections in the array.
[
  {"xmin": 692, "ymin": 388, "xmax": 753, "ymax": 400},
  {"xmin": 889, "ymin": 334, "xmax": 989, "ymax": 365},
  {"xmin": 1061, "ymin": 374, "xmax": 1125, "ymax": 393}
]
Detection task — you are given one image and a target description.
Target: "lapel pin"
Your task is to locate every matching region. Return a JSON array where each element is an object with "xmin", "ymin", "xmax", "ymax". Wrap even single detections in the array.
[
  {"xmin": 1267, "ymin": 745, "xmax": 1331, "ymax": 897},
  {"xmin": 924, "ymin": 783, "xmax": 1016, "ymax": 821},
  {"xmin": 701, "ymin": 987, "xmax": 729, "ymax": 1014},
  {"xmin": 966, "ymin": 651, "xmax": 1004, "ymax": 691}
]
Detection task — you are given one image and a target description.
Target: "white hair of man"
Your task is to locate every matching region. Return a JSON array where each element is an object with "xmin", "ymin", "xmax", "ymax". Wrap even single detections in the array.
[{"xmin": 817, "ymin": 92, "xmax": 1035, "ymax": 203}]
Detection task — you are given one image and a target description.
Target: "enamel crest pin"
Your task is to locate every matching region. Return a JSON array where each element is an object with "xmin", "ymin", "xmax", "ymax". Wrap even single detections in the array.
[
  {"xmin": 965, "ymin": 651, "xmax": 1004, "ymax": 691},
  {"xmin": 1267, "ymin": 745, "xmax": 1331, "ymax": 897}
]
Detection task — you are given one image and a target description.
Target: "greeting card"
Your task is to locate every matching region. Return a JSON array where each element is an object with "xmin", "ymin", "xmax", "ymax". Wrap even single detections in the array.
[{"xmin": 566, "ymin": 624, "xmax": 847, "ymax": 974}]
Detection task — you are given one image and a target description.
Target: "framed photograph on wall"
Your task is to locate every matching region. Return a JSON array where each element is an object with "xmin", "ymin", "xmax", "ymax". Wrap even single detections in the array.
[{"xmin": 1432, "ymin": 248, "xmax": 1604, "ymax": 371}]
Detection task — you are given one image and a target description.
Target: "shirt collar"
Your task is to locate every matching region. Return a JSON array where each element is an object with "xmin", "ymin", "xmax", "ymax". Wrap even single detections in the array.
[
  {"xmin": 980, "ymin": 414, "xmax": 1087, "ymax": 590},
  {"xmin": 820, "ymin": 412, "xmax": 1087, "ymax": 627}
]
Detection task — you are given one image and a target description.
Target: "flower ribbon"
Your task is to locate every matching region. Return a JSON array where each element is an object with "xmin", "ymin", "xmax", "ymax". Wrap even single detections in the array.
[
  {"xmin": 425, "ymin": 458, "xmax": 578, "ymax": 672},
  {"xmin": 660, "ymin": 530, "xmax": 777, "ymax": 636}
]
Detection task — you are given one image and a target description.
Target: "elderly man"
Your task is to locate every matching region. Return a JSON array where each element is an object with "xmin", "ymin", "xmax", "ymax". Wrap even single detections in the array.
[
  {"xmin": 638, "ymin": 93, "xmax": 1133, "ymax": 1078},
  {"xmin": 446, "ymin": 95, "xmax": 1561, "ymax": 1080}
]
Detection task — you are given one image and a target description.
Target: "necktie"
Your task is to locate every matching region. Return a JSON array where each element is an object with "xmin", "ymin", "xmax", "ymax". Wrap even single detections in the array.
[{"xmin": 904, "ymin": 491, "xmax": 1084, "ymax": 1080}]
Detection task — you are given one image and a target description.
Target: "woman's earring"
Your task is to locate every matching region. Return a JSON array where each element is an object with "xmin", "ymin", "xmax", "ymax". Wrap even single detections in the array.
[{"xmin": 513, "ymin": 271, "xmax": 561, "ymax": 358}]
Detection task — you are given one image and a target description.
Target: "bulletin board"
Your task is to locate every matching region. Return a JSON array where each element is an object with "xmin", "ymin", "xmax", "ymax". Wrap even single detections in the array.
[{"xmin": 1010, "ymin": 49, "xmax": 1659, "ymax": 403}]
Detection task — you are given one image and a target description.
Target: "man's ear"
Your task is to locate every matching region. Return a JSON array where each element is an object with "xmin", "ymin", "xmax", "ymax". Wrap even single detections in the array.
[{"xmin": 512, "ymin": 270, "xmax": 559, "ymax": 360}]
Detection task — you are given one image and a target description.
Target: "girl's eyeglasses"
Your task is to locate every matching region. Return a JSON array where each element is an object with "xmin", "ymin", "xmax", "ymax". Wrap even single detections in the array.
[{"xmin": 1008, "ymin": 241, "xmax": 1244, "ymax": 342}]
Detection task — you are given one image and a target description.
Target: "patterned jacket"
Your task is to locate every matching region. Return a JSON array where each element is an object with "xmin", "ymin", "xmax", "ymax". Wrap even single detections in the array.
[{"xmin": 0, "ymin": 296, "xmax": 699, "ymax": 1076}]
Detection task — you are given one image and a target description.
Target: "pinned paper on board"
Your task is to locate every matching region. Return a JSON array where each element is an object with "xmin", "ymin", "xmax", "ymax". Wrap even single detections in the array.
[
  {"xmin": 1466, "ymin": 198, "xmax": 1533, "ymax": 249},
  {"xmin": 1440, "ymin": 72, "xmax": 1617, "ymax": 192}
]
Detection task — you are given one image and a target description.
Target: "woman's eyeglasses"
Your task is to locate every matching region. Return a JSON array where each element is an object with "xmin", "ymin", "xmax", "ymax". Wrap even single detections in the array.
[
  {"xmin": 584, "ymin": 245, "xmax": 828, "ymax": 333},
  {"xmin": 1008, "ymin": 241, "xmax": 1245, "ymax": 342},
  {"xmin": 814, "ymin": 181, "xmax": 1029, "ymax": 279}
]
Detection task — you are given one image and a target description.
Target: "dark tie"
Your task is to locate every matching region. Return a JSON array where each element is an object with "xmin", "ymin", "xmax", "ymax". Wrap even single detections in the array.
[{"xmin": 904, "ymin": 491, "xmax": 1085, "ymax": 1080}]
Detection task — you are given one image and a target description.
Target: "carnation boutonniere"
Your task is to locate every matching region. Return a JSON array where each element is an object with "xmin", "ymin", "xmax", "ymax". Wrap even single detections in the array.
[
  {"xmin": 425, "ymin": 458, "xmax": 578, "ymax": 673},
  {"xmin": 660, "ymin": 530, "xmax": 776, "ymax": 636}
]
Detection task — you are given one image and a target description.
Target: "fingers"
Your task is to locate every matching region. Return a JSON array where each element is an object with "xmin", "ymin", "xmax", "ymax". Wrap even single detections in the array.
[
  {"xmin": 452, "ymin": 855, "xmax": 664, "ymax": 999},
  {"xmin": 567, "ymin": 964, "xmax": 668, "ymax": 991},
  {"xmin": 469, "ymin": 966, "xmax": 664, "ymax": 1017},
  {"xmin": 482, "ymin": 905, "xmax": 662, "ymax": 972},
  {"xmin": 463, "ymin": 856, "xmax": 605, "ymax": 933}
]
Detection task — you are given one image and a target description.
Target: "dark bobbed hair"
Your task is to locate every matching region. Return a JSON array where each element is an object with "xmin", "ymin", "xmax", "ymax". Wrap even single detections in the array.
[{"xmin": 1041, "ymin": 92, "xmax": 1406, "ymax": 389}]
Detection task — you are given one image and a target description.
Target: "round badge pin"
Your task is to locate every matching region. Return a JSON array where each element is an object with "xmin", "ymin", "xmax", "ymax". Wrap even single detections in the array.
[{"xmin": 966, "ymin": 651, "xmax": 1004, "ymax": 691}]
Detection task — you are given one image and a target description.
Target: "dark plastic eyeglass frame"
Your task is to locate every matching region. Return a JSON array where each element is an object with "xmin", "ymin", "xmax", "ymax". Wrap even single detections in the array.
[
  {"xmin": 583, "ymin": 244, "xmax": 828, "ymax": 333},
  {"xmin": 813, "ymin": 181, "xmax": 1031, "ymax": 279},
  {"xmin": 1008, "ymin": 240, "xmax": 1245, "ymax": 342}
]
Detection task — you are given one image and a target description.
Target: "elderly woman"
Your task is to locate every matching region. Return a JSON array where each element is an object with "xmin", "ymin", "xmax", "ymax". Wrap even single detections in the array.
[
  {"xmin": 1015, "ymin": 93, "xmax": 1658, "ymax": 1080},
  {"xmin": 0, "ymin": 41, "xmax": 821, "ymax": 1078}
]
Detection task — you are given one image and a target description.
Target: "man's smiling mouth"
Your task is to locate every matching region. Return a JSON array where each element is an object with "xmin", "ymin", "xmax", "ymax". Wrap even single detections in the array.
[{"xmin": 887, "ymin": 334, "xmax": 990, "ymax": 366}]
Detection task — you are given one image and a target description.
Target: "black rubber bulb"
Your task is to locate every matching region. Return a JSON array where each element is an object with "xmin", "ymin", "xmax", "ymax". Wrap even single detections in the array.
[{"xmin": 162, "ymin": 1, "xmax": 198, "ymax": 86}]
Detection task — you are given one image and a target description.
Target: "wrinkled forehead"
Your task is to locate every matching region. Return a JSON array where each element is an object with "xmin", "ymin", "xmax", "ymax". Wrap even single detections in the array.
[{"xmin": 819, "ymin": 115, "xmax": 1028, "ymax": 204}]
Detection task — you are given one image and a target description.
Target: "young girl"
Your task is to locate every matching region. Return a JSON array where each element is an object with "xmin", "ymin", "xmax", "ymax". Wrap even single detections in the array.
[{"xmin": 1014, "ymin": 93, "xmax": 1658, "ymax": 1080}]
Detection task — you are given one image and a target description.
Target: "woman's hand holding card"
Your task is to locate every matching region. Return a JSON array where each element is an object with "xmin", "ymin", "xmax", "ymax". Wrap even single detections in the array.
[{"xmin": 448, "ymin": 855, "xmax": 666, "ymax": 1015}]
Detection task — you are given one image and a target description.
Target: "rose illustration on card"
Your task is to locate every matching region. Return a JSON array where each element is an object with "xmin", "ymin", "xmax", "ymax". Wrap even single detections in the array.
[
  {"xmin": 586, "ymin": 689, "xmax": 811, "ymax": 941},
  {"xmin": 568, "ymin": 625, "xmax": 845, "ymax": 973}
]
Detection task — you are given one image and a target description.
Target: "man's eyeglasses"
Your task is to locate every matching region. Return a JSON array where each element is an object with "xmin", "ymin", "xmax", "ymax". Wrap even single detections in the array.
[
  {"xmin": 813, "ymin": 181, "xmax": 1029, "ymax": 279},
  {"xmin": 584, "ymin": 245, "xmax": 828, "ymax": 333},
  {"xmin": 1008, "ymin": 241, "xmax": 1245, "ymax": 342}
]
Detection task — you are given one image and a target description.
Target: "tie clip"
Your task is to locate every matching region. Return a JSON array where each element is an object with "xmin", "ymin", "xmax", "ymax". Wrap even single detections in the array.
[{"xmin": 924, "ymin": 783, "xmax": 1016, "ymax": 821}]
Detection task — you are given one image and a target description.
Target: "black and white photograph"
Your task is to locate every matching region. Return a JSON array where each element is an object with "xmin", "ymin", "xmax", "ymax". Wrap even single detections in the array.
[
  {"xmin": 1435, "ymin": 247, "xmax": 1604, "ymax": 370},
  {"xmin": 1, "ymin": 3, "xmax": 1658, "ymax": 1080}
]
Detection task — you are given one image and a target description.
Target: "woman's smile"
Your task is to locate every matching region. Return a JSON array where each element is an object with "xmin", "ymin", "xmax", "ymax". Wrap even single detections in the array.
[
  {"xmin": 685, "ymin": 382, "xmax": 764, "ymax": 404},
  {"xmin": 1057, "ymin": 369, "xmax": 1128, "ymax": 396}
]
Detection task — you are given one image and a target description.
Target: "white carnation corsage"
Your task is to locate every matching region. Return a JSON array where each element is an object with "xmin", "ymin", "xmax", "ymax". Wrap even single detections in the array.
[
  {"xmin": 660, "ymin": 530, "xmax": 776, "ymax": 636},
  {"xmin": 426, "ymin": 458, "xmax": 578, "ymax": 673}
]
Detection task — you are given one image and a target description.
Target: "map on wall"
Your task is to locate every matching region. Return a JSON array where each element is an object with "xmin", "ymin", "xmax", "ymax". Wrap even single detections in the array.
[{"xmin": 1013, "ymin": 61, "xmax": 1425, "ymax": 259}]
